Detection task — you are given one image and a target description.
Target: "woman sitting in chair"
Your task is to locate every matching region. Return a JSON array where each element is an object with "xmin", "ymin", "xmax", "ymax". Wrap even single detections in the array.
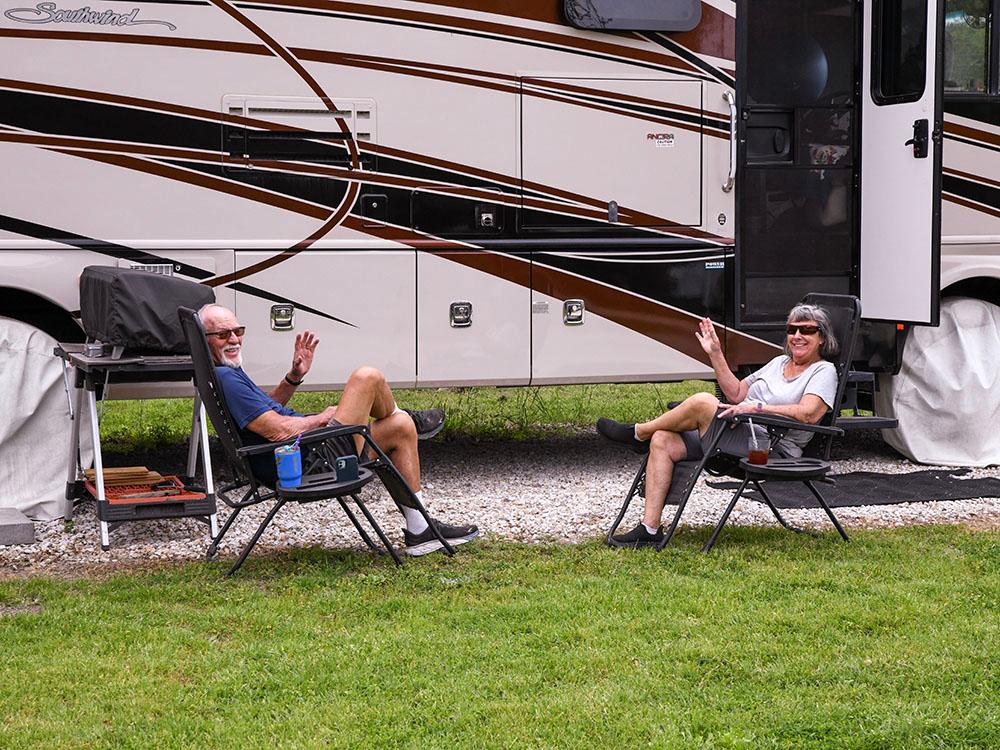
[{"xmin": 597, "ymin": 303, "xmax": 839, "ymax": 547}]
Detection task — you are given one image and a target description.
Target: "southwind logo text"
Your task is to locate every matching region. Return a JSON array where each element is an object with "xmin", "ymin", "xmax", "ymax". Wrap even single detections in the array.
[{"xmin": 5, "ymin": 2, "xmax": 177, "ymax": 30}]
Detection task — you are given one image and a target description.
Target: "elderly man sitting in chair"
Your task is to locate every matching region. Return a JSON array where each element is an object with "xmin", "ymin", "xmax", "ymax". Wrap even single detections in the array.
[{"xmin": 199, "ymin": 303, "xmax": 478, "ymax": 556}]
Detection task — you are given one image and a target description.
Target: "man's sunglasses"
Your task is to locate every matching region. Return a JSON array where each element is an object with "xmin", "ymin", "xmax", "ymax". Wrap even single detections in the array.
[
  {"xmin": 786, "ymin": 324, "xmax": 820, "ymax": 336},
  {"xmin": 205, "ymin": 326, "xmax": 246, "ymax": 340}
]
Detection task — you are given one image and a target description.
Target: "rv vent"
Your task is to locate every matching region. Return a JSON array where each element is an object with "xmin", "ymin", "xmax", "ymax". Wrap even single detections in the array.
[
  {"xmin": 247, "ymin": 107, "xmax": 352, "ymax": 118},
  {"xmin": 222, "ymin": 95, "xmax": 377, "ymax": 169},
  {"xmin": 128, "ymin": 263, "xmax": 175, "ymax": 276}
]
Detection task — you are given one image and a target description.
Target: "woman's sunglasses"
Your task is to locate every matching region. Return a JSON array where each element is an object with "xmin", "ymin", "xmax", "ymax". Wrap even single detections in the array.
[
  {"xmin": 205, "ymin": 326, "xmax": 246, "ymax": 340},
  {"xmin": 786, "ymin": 324, "xmax": 820, "ymax": 336}
]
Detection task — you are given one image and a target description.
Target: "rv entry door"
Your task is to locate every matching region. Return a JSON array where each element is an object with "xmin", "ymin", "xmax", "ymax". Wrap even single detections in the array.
[{"xmin": 859, "ymin": 0, "xmax": 943, "ymax": 324}]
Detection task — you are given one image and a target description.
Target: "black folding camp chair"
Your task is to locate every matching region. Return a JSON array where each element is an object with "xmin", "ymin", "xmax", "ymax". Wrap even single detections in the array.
[
  {"xmin": 606, "ymin": 293, "xmax": 861, "ymax": 552},
  {"xmin": 178, "ymin": 307, "xmax": 454, "ymax": 576}
]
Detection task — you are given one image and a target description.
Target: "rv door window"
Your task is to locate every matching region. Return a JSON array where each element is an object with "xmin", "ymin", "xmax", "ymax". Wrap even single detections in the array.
[
  {"xmin": 943, "ymin": 0, "xmax": 990, "ymax": 92},
  {"xmin": 872, "ymin": 0, "xmax": 929, "ymax": 103},
  {"xmin": 563, "ymin": 0, "xmax": 701, "ymax": 31}
]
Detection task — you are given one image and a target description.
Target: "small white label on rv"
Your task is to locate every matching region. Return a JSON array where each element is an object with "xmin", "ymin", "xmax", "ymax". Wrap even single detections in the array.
[{"xmin": 704, "ymin": 261, "xmax": 725, "ymax": 270}]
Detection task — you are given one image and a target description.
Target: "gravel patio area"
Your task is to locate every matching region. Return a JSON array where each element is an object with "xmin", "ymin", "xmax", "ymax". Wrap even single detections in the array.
[{"xmin": 2, "ymin": 430, "xmax": 999, "ymax": 577}]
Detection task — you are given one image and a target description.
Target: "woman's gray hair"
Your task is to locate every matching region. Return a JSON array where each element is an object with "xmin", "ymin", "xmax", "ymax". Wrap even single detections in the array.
[{"xmin": 785, "ymin": 303, "xmax": 839, "ymax": 359}]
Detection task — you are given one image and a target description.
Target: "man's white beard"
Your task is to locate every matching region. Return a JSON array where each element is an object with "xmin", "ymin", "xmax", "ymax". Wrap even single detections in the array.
[{"xmin": 221, "ymin": 347, "xmax": 242, "ymax": 368}]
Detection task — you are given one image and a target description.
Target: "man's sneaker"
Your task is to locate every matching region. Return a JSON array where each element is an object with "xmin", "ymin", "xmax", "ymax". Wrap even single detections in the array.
[
  {"xmin": 609, "ymin": 522, "xmax": 664, "ymax": 549},
  {"xmin": 596, "ymin": 418, "xmax": 650, "ymax": 454},
  {"xmin": 405, "ymin": 408, "xmax": 446, "ymax": 440},
  {"xmin": 403, "ymin": 517, "xmax": 479, "ymax": 557}
]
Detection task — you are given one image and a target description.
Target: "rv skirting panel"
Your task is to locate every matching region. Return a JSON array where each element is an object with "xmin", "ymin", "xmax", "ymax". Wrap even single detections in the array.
[
  {"xmin": 877, "ymin": 298, "xmax": 1000, "ymax": 468},
  {"xmin": 0, "ymin": 318, "xmax": 93, "ymax": 520}
]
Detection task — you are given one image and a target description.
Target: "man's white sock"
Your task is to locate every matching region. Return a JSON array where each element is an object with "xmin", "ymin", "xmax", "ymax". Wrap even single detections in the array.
[
  {"xmin": 403, "ymin": 492, "xmax": 429, "ymax": 534},
  {"xmin": 634, "ymin": 425, "xmax": 648, "ymax": 442},
  {"xmin": 642, "ymin": 522, "xmax": 660, "ymax": 535}
]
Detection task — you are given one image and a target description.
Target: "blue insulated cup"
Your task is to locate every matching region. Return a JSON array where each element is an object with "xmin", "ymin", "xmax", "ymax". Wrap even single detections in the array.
[{"xmin": 274, "ymin": 444, "xmax": 302, "ymax": 488}]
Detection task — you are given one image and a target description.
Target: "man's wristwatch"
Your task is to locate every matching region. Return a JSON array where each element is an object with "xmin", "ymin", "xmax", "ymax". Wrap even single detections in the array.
[
  {"xmin": 284, "ymin": 374, "xmax": 304, "ymax": 387},
  {"xmin": 755, "ymin": 401, "xmax": 764, "ymax": 413}
]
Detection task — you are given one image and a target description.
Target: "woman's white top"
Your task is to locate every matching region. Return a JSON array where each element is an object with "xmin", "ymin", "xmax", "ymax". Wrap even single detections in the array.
[{"xmin": 745, "ymin": 355, "xmax": 838, "ymax": 455}]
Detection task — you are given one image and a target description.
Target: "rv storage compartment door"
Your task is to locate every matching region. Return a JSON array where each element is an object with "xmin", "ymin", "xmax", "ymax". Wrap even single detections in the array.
[
  {"xmin": 520, "ymin": 78, "xmax": 702, "ymax": 228},
  {"xmin": 859, "ymin": 0, "xmax": 942, "ymax": 324},
  {"xmin": 415, "ymin": 250, "xmax": 531, "ymax": 387},
  {"xmin": 234, "ymin": 249, "xmax": 416, "ymax": 389}
]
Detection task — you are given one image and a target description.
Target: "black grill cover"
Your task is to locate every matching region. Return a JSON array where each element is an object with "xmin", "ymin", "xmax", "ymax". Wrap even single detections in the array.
[{"xmin": 80, "ymin": 266, "xmax": 216, "ymax": 354}]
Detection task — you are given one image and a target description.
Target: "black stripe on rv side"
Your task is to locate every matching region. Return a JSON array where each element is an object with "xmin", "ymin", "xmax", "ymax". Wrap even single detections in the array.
[
  {"xmin": 233, "ymin": 3, "xmax": 715, "ymax": 81},
  {"xmin": 0, "ymin": 89, "xmax": 221, "ymax": 152},
  {"xmin": 163, "ymin": 159, "xmax": 667, "ymax": 238},
  {"xmin": 0, "ymin": 214, "xmax": 214, "ymax": 279},
  {"xmin": 0, "ymin": 214, "xmax": 358, "ymax": 327},
  {"xmin": 527, "ymin": 87, "xmax": 724, "ymax": 131},
  {"xmin": 640, "ymin": 33, "xmax": 736, "ymax": 89},
  {"xmin": 163, "ymin": 159, "xmax": 354, "ymax": 210},
  {"xmin": 533, "ymin": 248, "xmax": 730, "ymax": 314},
  {"xmin": 942, "ymin": 174, "xmax": 1000, "ymax": 211},
  {"xmin": 0, "ymin": 89, "xmax": 582, "ymax": 205},
  {"xmin": 225, "ymin": 282, "xmax": 357, "ymax": 328}
]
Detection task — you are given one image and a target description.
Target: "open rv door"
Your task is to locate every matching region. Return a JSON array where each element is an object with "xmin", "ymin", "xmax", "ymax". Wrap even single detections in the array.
[{"xmin": 859, "ymin": 0, "xmax": 943, "ymax": 324}]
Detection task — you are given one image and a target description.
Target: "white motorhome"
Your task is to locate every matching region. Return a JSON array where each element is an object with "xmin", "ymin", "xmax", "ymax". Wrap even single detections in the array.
[{"xmin": 0, "ymin": 1, "xmax": 997, "ymax": 454}]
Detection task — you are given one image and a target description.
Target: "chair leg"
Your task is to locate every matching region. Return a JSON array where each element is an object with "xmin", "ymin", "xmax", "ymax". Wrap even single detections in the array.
[
  {"xmin": 225, "ymin": 499, "xmax": 286, "ymax": 577},
  {"xmin": 753, "ymin": 481, "xmax": 808, "ymax": 535},
  {"xmin": 607, "ymin": 458, "xmax": 646, "ymax": 546},
  {"xmin": 207, "ymin": 505, "xmax": 243, "ymax": 560},
  {"xmin": 703, "ymin": 474, "xmax": 751, "ymax": 553},
  {"xmin": 658, "ymin": 490, "xmax": 690, "ymax": 550},
  {"xmin": 336, "ymin": 497, "xmax": 380, "ymax": 552},
  {"xmin": 351, "ymin": 494, "xmax": 403, "ymax": 567},
  {"xmin": 364, "ymin": 439, "xmax": 455, "ymax": 557},
  {"xmin": 804, "ymin": 480, "xmax": 849, "ymax": 541}
]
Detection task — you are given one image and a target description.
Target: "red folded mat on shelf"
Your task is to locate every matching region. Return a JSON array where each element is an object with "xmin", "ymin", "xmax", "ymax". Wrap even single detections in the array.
[{"xmin": 83, "ymin": 475, "xmax": 207, "ymax": 505}]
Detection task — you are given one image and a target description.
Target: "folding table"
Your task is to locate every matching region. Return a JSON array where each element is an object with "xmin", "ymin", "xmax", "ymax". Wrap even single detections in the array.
[{"xmin": 56, "ymin": 344, "xmax": 219, "ymax": 549}]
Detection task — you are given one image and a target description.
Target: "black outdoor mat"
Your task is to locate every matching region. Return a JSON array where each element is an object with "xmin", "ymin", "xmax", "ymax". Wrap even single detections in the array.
[{"xmin": 705, "ymin": 468, "xmax": 1000, "ymax": 509}]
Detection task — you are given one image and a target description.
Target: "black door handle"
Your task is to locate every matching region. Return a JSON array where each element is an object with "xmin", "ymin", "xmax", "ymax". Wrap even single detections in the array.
[{"xmin": 904, "ymin": 119, "xmax": 929, "ymax": 158}]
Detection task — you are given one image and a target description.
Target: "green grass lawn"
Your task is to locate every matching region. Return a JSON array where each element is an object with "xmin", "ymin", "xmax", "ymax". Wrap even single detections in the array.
[
  {"xmin": 97, "ymin": 381, "xmax": 712, "ymax": 450},
  {"xmin": 2, "ymin": 528, "xmax": 998, "ymax": 749}
]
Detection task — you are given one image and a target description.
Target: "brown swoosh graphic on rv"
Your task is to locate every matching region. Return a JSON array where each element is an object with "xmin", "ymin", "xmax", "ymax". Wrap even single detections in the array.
[
  {"xmin": 4, "ymin": 122, "xmax": 720, "ymax": 239},
  {"xmin": 294, "ymin": 49, "xmax": 719, "ymax": 137},
  {"xmin": 199, "ymin": 0, "xmax": 362, "ymax": 278},
  {"xmin": 943, "ymin": 194, "xmax": 1000, "ymax": 220},
  {"xmin": 238, "ymin": 0, "xmax": 702, "ymax": 76},
  {"xmin": 343, "ymin": 216, "xmax": 775, "ymax": 366},
  {"xmin": 943, "ymin": 167, "xmax": 1000, "ymax": 190},
  {"xmin": 0, "ymin": 31, "xmax": 721, "ymax": 138},
  {"xmin": 943, "ymin": 121, "xmax": 1000, "ymax": 148},
  {"xmin": 409, "ymin": 0, "xmax": 736, "ymax": 63},
  {"xmin": 0, "ymin": 27, "xmax": 271, "ymax": 55},
  {"xmin": 52, "ymin": 148, "xmax": 332, "ymax": 219}
]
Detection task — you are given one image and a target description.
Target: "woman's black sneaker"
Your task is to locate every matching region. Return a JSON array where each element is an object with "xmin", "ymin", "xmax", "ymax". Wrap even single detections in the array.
[
  {"xmin": 403, "ymin": 517, "xmax": 479, "ymax": 556},
  {"xmin": 405, "ymin": 408, "xmax": 446, "ymax": 440},
  {"xmin": 609, "ymin": 522, "xmax": 664, "ymax": 548},
  {"xmin": 596, "ymin": 418, "xmax": 649, "ymax": 454}
]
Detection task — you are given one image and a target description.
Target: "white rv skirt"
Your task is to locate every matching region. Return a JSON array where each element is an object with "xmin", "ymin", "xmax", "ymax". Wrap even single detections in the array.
[
  {"xmin": 0, "ymin": 318, "xmax": 93, "ymax": 520},
  {"xmin": 878, "ymin": 297, "xmax": 1000, "ymax": 468}
]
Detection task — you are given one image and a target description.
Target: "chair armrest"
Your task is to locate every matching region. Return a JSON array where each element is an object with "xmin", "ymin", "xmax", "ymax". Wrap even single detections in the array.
[
  {"xmin": 235, "ymin": 424, "xmax": 369, "ymax": 457},
  {"xmin": 297, "ymin": 423, "xmax": 368, "ymax": 446},
  {"xmin": 732, "ymin": 412, "xmax": 844, "ymax": 437}
]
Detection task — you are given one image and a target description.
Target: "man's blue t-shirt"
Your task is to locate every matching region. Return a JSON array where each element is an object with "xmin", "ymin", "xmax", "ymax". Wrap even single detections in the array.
[{"xmin": 216, "ymin": 366, "xmax": 300, "ymax": 484}]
